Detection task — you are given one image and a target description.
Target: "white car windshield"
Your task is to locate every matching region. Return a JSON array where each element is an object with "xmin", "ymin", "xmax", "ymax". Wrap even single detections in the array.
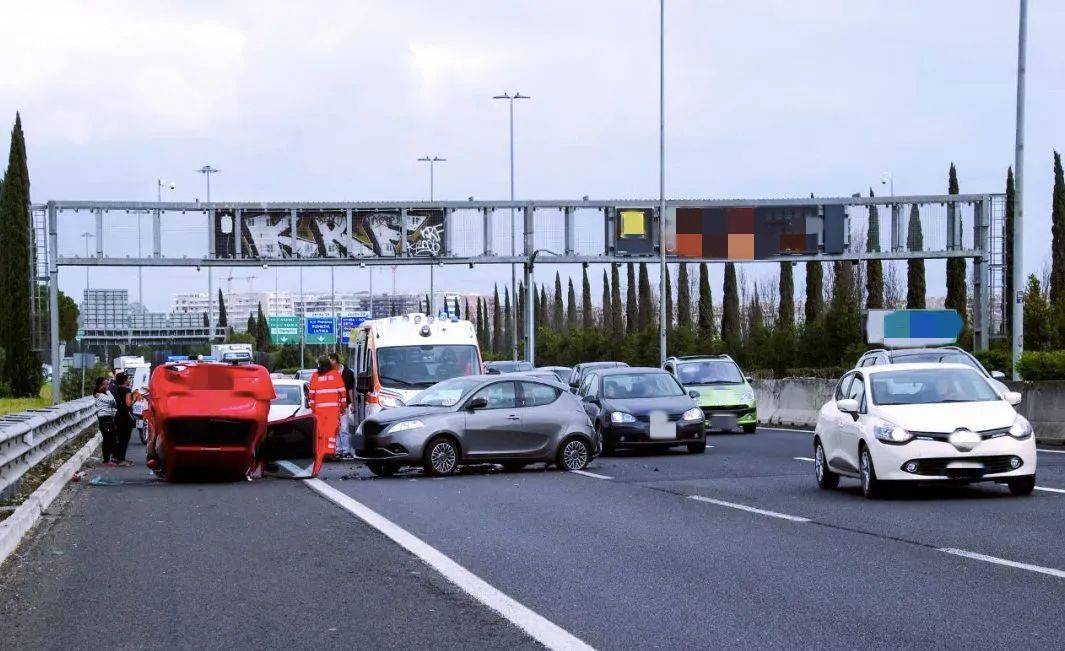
[
  {"xmin": 890, "ymin": 351, "xmax": 983, "ymax": 373},
  {"xmin": 870, "ymin": 368, "xmax": 1000, "ymax": 406},
  {"xmin": 406, "ymin": 377, "xmax": 483, "ymax": 407},
  {"xmin": 272, "ymin": 385, "xmax": 303, "ymax": 405},
  {"xmin": 676, "ymin": 360, "xmax": 744, "ymax": 385},
  {"xmin": 603, "ymin": 373, "xmax": 684, "ymax": 399},
  {"xmin": 376, "ymin": 345, "xmax": 479, "ymax": 389}
]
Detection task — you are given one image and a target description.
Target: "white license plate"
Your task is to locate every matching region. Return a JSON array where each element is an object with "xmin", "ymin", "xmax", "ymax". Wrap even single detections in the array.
[
  {"xmin": 649, "ymin": 412, "xmax": 676, "ymax": 439},
  {"xmin": 945, "ymin": 461, "xmax": 984, "ymax": 470}
]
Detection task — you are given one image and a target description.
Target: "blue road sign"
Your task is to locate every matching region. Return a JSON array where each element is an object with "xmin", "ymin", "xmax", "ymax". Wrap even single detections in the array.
[
  {"xmin": 339, "ymin": 312, "xmax": 371, "ymax": 345},
  {"xmin": 306, "ymin": 317, "xmax": 336, "ymax": 344}
]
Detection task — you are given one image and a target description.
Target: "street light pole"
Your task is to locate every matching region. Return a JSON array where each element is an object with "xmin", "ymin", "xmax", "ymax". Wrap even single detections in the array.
[
  {"xmin": 81, "ymin": 232, "xmax": 93, "ymax": 395},
  {"xmin": 1012, "ymin": 0, "xmax": 1028, "ymax": 380},
  {"xmin": 418, "ymin": 156, "xmax": 446, "ymax": 315},
  {"xmin": 880, "ymin": 173, "xmax": 894, "ymax": 197},
  {"xmin": 493, "ymin": 92, "xmax": 530, "ymax": 361},
  {"xmin": 150, "ymin": 179, "xmax": 175, "ymax": 309},
  {"xmin": 196, "ymin": 165, "xmax": 219, "ymax": 341},
  {"xmin": 658, "ymin": 0, "xmax": 668, "ymax": 366}
]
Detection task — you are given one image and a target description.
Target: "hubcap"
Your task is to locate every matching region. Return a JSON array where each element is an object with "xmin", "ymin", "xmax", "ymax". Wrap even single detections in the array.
[
  {"xmin": 563, "ymin": 440, "xmax": 588, "ymax": 470},
  {"xmin": 431, "ymin": 442, "xmax": 457, "ymax": 473},
  {"xmin": 815, "ymin": 446, "xmax": 824, "ymax": 482},
  {"xmin": 860, "ymin": 452, "xmax": 870, "ymax": 492}
]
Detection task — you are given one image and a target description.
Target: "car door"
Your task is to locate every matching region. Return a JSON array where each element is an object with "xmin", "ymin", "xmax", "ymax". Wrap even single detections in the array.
[
  {"xmin": 462, "ymin": 381, "xmax": 521, "ymax": 458},
  {"xmin": 837, "ymin": 372, "xmax": 867, "ymax": 474},
  {"xmin": 578, "ymin": 373, "xmax": 601, "ymax": 422},
  {"xmin": 503, "ymin": 381, "xmax": 566, "ymax": 458},
  {"xmin": 258, "ymin": 413, "xmax": 322, "ymax": 478},
  {"xmin": 821, "ymin": 373, "xmax": 854, "ymax": 471}
]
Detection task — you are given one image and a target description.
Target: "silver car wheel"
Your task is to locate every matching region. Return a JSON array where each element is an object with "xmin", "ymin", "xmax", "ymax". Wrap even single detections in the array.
[
  {"xmin": 430, "ymin": 441, "xmax": 457, "ymax": 474},
  {"xmin": 815, "ymin": 445, "xmax": 824, "ymax": 482},
  {"xmin": 562, "ymin": 439, "xmax": 589, "ymax": 471},
  {"xmin": 860, "ymin": 450, "xmax": 871, "ymax": 493}
]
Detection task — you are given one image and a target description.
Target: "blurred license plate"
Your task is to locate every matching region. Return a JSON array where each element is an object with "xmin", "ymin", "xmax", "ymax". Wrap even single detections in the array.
[
  {"xmin": 710, "ymin": 414, "xmax": 737, "ymax": 431},
  {"xmin": 946, "ymin": 461, "xmax": 983, "ymax": 470},
  {"xmin": 649, "ymin": 412, "xmax": 676, "ymax": 439}
]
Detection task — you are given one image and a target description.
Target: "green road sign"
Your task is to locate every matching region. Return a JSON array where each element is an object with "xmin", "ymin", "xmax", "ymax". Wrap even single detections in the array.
[
  {"xmin": 75, "ymin": 329, "xmax": 85, "ymax": 342},
  {"xmin": 268, "ymin": 316, "xmax": 301, "ymax": 345}
]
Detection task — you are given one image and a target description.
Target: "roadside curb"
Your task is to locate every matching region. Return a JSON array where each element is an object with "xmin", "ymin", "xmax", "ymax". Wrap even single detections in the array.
[{"xmin": 0, "ymin": 432, "xmax": 101, "ymax": 568}]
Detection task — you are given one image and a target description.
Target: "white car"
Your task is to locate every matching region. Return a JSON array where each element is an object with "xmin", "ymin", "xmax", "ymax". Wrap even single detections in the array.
[
  {"xmin": 813, "ymin": 363, "xmax": 1036, "ymax": 498},
  {"xmin": 270, "ymin": 379, "xmax": 310, "ymax": 422}
]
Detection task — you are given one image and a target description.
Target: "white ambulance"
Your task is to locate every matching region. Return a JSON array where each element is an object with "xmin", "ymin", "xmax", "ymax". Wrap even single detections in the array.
[{"xmin": 348, "ymin": 313, "xmax": 481, "ymax": 425}]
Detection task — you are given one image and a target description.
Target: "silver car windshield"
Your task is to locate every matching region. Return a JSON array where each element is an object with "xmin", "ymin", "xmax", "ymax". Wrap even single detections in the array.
[
  {"xmin": 603, "ymin": 373, "xmax": 684, "ymax": 399},
  {"xmin": 676, "ymin": 360, "xmax": 743, "ymax": 385},
  {"xmin": 870, "ymin": 368, "xmax": 1000, "ymax": 406},
  {"xmin": 406, "ymin": 377, "xmax": 483, "ymax": 407}
]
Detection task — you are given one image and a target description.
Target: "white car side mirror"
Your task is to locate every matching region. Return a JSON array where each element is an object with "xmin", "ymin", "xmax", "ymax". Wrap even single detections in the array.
[
  {"xmin": 1004, "ymin": 391, "xmax": 1023, "ymax": 406},
  {"xmin": 837, "ymin": 398, "xmax": 859, "ymax": 414},
  {"xmin": 991, "ymin": 370, "xmax": 1006, "ymax": 380}
]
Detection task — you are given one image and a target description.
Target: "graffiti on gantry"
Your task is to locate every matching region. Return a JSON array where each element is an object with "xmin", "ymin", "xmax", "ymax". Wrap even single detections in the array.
[{"xmin": 212, "ymin": 209, "xmax": 445, "ymax": 258}]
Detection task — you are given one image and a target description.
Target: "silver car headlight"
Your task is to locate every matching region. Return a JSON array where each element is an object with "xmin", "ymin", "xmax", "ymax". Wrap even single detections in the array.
[
  {"xmin": 1009, "ymin": 415, "xmax": 1033, "ymax": 439},
  {"xmin": 610, "ymin": 411, "xmax": 636, "ymax": 424},
  {"xmin": 388, "ymin": 419, "xmax": 424, "ymax": 433},
  {"xmin": 681, "ymin": 407, "xmax": 703, "ymax": 421},
  {"xmin": 873, "ymin": 422, "xmax": 913, "ymax": 445}
]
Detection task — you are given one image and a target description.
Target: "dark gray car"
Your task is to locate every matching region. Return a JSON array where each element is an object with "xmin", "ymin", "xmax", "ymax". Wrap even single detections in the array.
[{"xmin": 353, "ymin": 375, "xmax": 599, "ymax": 477}]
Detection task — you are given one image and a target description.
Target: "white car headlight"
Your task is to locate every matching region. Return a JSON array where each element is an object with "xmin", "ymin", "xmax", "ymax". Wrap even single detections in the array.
[
  {"xmin": 1009, "ymin": 415, "xmax": 1033, "ymax": 439},
  {"xmin": 610, "ymin": 411, "xmax": 636, "ymax": 424},
  {"xmin": 388, "ymin": 419, "xmax": 424, "ymax": 433},
  {"xmin": 682, "ymin": 407, "xmax": 703, "ymax": 421},
  {"xmin": 379, "ymin": 394, "xmax": 403, "ymax": 409},
  {"xmin": 873, "ymin": 422, "xmax": 913, "ymax": 445}
]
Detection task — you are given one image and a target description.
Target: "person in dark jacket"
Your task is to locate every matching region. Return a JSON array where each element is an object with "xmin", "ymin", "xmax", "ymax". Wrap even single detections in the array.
[
  {"xmin": 93, "ymin": 376, "xmax": 119, "ymax": 466},
  {"xmin": 111, "ymin": 372, "xmax": 135, "ymax": 467}
]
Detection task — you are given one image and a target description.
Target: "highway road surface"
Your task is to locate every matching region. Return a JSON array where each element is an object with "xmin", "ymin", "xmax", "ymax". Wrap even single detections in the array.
[{"xmin": 4, "ymin": 428, "xmax": 1065, "ymax": 649}]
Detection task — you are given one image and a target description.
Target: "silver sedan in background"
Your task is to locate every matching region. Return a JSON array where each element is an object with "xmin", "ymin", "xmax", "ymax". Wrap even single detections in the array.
[{"xmin": 353, "ymin": 375, "xmax": 599, "ymax": 477}]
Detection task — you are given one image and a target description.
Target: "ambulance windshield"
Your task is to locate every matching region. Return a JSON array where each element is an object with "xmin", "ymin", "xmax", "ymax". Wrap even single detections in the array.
[{"xmin": 376, "ymin": 345, "xmax": 479, "ymax": 389}]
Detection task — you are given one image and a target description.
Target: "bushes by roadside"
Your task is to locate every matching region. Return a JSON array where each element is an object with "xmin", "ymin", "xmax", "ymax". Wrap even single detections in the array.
[{"xmin": 1017, "ymin": 351, "xmax": 1065, "ymax": 381}]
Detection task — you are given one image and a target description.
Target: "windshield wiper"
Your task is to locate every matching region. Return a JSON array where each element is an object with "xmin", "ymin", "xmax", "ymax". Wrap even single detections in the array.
[{"xmin": 378, "ymin": 375, "xmax": 414, "ymax": 388}]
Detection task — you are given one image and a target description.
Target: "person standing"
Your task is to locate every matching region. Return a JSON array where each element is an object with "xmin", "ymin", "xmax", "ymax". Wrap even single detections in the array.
[
  {"xmin": 93, "ymin": 377, "xmax": 119, "ymax": 466},
  {"xmin": 111, "ymin": 372, "xmax": 135, "ymax": 467},
  {"xmin": 309, "ymin": 356, "xmax": 347, "ymax": 459},
  {"xmin": 330, "ymin": 352, "xmax": 357, "ymax": 460}
]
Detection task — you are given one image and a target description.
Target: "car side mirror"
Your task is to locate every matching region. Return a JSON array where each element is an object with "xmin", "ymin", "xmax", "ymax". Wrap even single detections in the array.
[
  {"xmin": 837, "ymin": 398, "xmax": 859, "ymax": 415},
  {"xmin": 466, "ymin": 396, "xmax": 488, "ymax": 411},
  {"xmin": 688, "ymin": 390, "xmax": 699, "ymax": 399},
  {"xmin": 745, "ymin": 376, "xmax": 753, "ymax": 383},
  {"xmin": 582, "ymin": 394, "xmax": 598, "ymax": 405},
  {"xmin": 991, "ymin": 370, "xmax": 1006, "ymax": 380},
  {"xmin": 1004, "ymin": 391, "xmax": 1022, "ymax": 406},
  {"xmin": 355, "ymin": 374, "xmax": 371, "ymax": 393}
]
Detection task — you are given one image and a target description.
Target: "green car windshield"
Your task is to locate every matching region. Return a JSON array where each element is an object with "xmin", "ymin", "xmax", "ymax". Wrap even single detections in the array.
[{"xmin": 676, "ymin": 360, "xmax": 744, "ymax": 385}]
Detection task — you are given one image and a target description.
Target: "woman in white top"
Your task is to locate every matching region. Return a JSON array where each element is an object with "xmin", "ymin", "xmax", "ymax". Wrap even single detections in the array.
[{"xmin": 92, "ymin": 376, "xmax": 119, "ymax": 466}]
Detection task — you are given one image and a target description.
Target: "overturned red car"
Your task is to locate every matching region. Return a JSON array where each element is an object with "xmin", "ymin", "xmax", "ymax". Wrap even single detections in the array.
[{"xmin": 143, "ymin": 360, "xmax": 322, "ymax": 481}]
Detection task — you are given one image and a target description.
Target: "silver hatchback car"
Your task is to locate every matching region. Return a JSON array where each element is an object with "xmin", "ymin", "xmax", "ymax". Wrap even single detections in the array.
[{"xmin": 353, "ymin": 374, "xmax": 598, "ymax": 477}]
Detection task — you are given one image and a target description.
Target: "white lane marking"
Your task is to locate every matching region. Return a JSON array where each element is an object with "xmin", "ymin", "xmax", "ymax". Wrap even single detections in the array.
[
  {"xmin": 939, "ymin": 548, "xmax": 1065, "ymax": 579},
  {"xmin": 1035, "ymin": 486, "xmax": 1065, "ymax": 494},
  {"xmin": 570, "ymin": 469, "xmax": 612, "ymax": 480},
  {"xmin": 304, "ymin": 479, "xmax": 592, "ymax": 651},
  {"xmin": 793, "ymin": 456, "xmax": 815, "ymax": 462},
  {"xmin": 688, "ymin": 495, "xmax": 811, "ymax": 523},
  {"xmin": 761, "ymin": 427, "xmax": 814, "ymax": 434},
  {"xmin": 1037, "ymin": 448, "xmax": 1065, "ymax": 454}
]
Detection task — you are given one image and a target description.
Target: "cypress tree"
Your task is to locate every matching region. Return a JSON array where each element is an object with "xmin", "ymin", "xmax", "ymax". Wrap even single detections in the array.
[
  {"xmin": 664, "ymin": 265, "xmax": 673, "ymax": 331},
  {"xmin": 539, "ymin": 284, "xmax": 548, "ymax": 324},
  {"xmin": 553, "ymin": 272, "xmax": 564, "ymax": 331},
  {"xmin": 257, "ymin": 302, "xmax": 270, "ymax": 350},
  {"xmin": 906, "ymin": 204, "xmax": 926, "ymax": 308},
  {"xmin": 601, "ymin": 270, "xmax": 611, "ymax": 328},
  {"xmin": 778, "ymin": 261, "xmax": 794, "ymax": 328},
  {"xmin": 944, "ymin": 163, "xmax": 968, "ymax": 342},
  {"xmin": 465, "ymin": 298, "xmax": 472, "ymax": 323},
  {"xmin": 1004, "ymin": 167, "xmax": 1015, "ymax": 337},
  {"xmin": 503, "ymin": 287, "xmax": 512, "ymax": 353},
  {"xmin": 217, "ymin": 288, "xmax": 228, "ymax": 328},
  {"xmin": 247, "ymin": 314, "xmax": 258, "ymax": 340},
  {"xmin": 516, "ymin": 283, "xmax": 524, "ymax": 343},
  {"xmin": 1022, "ymin": 274, "xmax": 1052, "ymax": 352},
  {"xmin": 805, "ymin": 262, "xmax": 824, "ymax": 323},
  {"xmin": 566, "ymin": 278, "xmax": 577, "ymax": 329},
  {"xmin": 746, "ymin": 287, "xmax": 769, "ymax": 368},
  {"xmin": 677, "ymin": 263, "xmax": 692, "ymax": 327},
  {"xmin": 610, "ymin": 264, "xmax": 623, "ymax": 338},
  {"xmin": 625, "ymin": 262, "xmax": 637, "ymax": 335},
  {"xmin": 721, "ymin": 263, "xmax": 741, "ymax": 348},
  {"xmin": 0, "ymin": 113, "xmax": 40, "ymax": 396},
  {"xmin": 478, "ymin": 298, "xmax": 487, "ymax": 347},
  {"xmin": 825, "ymin": 261, "xmax": 862, "ymax": 365},
  {"xmin": 637, "ymin": 263, "xmax": 652, "ymax": 330},
  {"xmin": 1050, "ymin": 152, "xmax": 1065, "ymax": 347},
  {"xmin": 866, "ymin": 187, "xmax": 884, "ymax": 309},
  {"xmin": 203, "ymin": 312, "xmax": 209, "ymax": 327},
  {"xmin": 581, "ymin": 266, "xmax": 593, "ymax": 328},
  {"xmin": 698, "ymin": 263, "xmax": 715, "ymax": 338},
  {"xmin": 492, "ymin": 284, "xmax": 502, "ymax": 355}
]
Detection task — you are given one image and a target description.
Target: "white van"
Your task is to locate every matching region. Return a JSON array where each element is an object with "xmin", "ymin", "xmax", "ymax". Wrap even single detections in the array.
[{"xmin": 348, "ymin": 313, "xmax": 481, "ymax": 425}]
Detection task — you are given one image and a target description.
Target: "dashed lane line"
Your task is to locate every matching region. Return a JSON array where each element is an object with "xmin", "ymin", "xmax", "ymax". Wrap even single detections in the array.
[
  {"xmin": 793, "ymin": 456, "xmax": 815, "ymax": 462},
  {"xmin": 939, "ymin": 548, "xmax": 1065, "ymax": 580},
  {"xmin": 1037, "ymin": 448, "xmax": 1065, "ymax": 454},
  {"xmin": 1034, "ymin": 486, "xmax": 1065, "ymax": 494},
  {"xmin": 304, "ymin": 478, "xmax": 593, "ymax": 651},
  {"xmin": 570, "ymin": 469, "xmax": 612, "ymax": 480},
  {"xmin": 687, "ymin": 495, "xmax": 811, "ymax": 523}
]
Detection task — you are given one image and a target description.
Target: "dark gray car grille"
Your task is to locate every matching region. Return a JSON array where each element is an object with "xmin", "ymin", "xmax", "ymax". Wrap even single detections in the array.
[{"xmin": 634, "ymin": 413, "xmax": 684, "ymax": 423}]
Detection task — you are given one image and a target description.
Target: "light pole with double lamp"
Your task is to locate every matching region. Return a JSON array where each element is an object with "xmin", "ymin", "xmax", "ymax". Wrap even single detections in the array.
[
  {"xmin": 493, "ymin": 92, "xmax": 529, "ymax": 361},
  {"xmin": 81, "ymin": 231, "xmax": 93, "ymax": 395},
  {"xmin": 196, "ymin": 165, "xmax": 220, "ymax": 338},
  {"xmin": 418, "ymin": 155, "xmax": 446, "ymax": 314}
]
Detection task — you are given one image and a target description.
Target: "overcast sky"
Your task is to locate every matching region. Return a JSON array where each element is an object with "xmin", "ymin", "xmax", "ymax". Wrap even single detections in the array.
[{"xmin": 3, "ymin": 1, "xmax": 1063, "ymax": 313}]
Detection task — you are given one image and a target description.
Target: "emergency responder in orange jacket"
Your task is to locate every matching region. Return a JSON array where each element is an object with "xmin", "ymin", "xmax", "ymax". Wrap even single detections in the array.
[{"xmin": 308, "ymin": 356, "xmax": 348, "ymax": 458}]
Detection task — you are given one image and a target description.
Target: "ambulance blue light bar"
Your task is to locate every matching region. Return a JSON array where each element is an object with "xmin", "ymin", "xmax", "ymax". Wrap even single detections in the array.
[{"xmin": 866, "ymin": 309, "xmax": 963, "ymax": 348}]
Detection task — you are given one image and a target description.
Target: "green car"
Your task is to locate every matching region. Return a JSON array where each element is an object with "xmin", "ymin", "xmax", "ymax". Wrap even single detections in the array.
[{"xmin": 663, "ymin": 355, "xmax": 757, "ymax": 433}]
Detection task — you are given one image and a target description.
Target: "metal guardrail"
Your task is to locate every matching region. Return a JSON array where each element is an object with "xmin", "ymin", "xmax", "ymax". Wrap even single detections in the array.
[{"xmin": 0, "ymin": 397, "xmax": 96, "ymax": 499}]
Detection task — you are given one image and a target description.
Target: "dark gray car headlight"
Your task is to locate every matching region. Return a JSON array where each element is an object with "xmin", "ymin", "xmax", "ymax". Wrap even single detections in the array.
[
  {"xmin": 388, "ymin": 419, "xmax": 424, "ymax": 433},
  {"xmin": 610, "ymin": 411, "xmax": 636, "ymax": 424}
]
